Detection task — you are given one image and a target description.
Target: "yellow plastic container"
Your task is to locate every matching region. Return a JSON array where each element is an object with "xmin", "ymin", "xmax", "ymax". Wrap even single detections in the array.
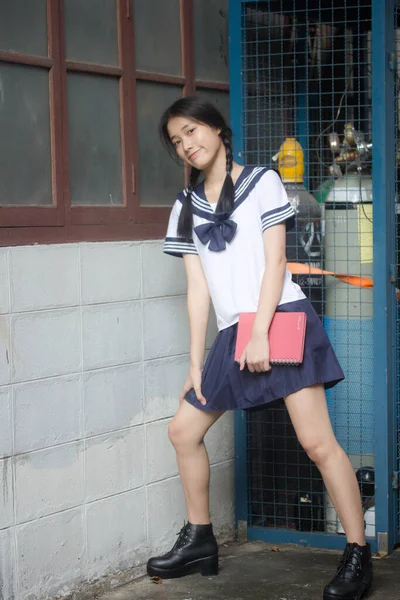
[{"xmin": 278, "ymin": 138, "xmax": 304, "ymax": 183}]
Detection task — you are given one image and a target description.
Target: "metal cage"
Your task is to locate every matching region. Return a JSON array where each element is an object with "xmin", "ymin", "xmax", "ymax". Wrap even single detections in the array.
[{"xmin": 230, "ymin": 0, "xmax": 400, "ymax": 553}]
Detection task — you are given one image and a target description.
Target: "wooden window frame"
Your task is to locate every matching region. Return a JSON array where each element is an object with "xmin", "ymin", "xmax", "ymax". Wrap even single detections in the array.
[{"xmin": 0, "ymin": 0, "xmax": 229, "ymax": 247}]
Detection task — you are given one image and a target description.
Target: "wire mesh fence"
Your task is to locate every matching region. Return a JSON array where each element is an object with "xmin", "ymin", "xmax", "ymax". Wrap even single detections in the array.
[{"xmin": 241, "ymin": 0, "xmax": 376, "ymax": 538}]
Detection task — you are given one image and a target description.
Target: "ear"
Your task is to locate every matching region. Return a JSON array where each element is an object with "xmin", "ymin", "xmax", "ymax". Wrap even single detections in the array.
[{"xmin": 217, "ymin": 128, "xmax": 222, "ymax": 136}]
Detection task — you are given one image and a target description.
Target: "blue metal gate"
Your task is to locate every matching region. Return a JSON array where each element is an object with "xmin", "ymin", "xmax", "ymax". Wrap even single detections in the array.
[
  {"xmin": 230, "ymin": 0, "xmax": 400, "ymax": 553},
  {"xmin": 393, "ymin": 0, "xmax": 400, "ymax": 548}
]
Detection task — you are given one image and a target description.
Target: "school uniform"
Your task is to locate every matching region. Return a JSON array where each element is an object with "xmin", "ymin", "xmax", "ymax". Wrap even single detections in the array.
[{"xmin": 164, "ymin": 167, "xmax": 344, "ymax": 412}]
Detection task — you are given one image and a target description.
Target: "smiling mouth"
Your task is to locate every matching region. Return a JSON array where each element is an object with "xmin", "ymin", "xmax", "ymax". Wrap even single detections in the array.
[{"xmin": 188, "ymin": 149, "xmax": 201, "ymax": 160}]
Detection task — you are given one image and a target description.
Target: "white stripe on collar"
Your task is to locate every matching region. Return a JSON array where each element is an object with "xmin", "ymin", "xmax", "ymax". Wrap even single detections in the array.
[
  {"xmin": 183, "ymin": 188, "xmax": 214, "ymax": 213},
  {"xmin": 184, "ymin": 167, "xmax": 265, "ymax": 214},
  {"xmin": 235, "ymin": 167, "xmax": 265, "ymax": 201}
]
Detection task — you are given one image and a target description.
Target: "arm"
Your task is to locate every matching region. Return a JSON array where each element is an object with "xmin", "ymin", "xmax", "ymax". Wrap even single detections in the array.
[
  {"xmin": 239, "ymin": 223, "xmax": 287, "ymax": 373},
  {"xmin": 179, "ymin": 254, "xmax": 210, "ymax": 404},
  {"xmin": 185, "ymin": 254, "xmax": 210, "ymax": 369},
  {"xmin": 253, "ymin": 222, "xmax": 287, "ymax": 335}
]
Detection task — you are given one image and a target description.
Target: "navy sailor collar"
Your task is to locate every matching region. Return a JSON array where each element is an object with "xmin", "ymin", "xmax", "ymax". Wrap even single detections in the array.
[{"xmin": 177, "ymin": 166, "xmax": 267, "ymax": 221}]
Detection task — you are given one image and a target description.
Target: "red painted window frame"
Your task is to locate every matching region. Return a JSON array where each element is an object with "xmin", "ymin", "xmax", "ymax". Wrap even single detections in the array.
[{"xmin": 0, "ymin": 0, "xmax": 229, "ymax": 247}]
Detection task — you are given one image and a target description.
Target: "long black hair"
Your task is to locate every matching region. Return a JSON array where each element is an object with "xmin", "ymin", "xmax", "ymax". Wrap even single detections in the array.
[{"xmin": 159, "ymin": 96, "xmax": 234, "ymax": 239}]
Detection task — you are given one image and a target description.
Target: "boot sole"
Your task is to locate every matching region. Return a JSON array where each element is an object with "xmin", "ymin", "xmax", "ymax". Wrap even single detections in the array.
[
  {"xmin": 147, "ymin": 554, "xmax": 219, "ymax": 579},
  {"xmin": 323, "ymin": 583, "xmax": 372, "ymax": 600}
]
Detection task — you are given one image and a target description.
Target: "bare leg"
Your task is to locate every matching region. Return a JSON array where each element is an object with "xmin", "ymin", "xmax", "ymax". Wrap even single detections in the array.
[
  {"xmin": 284, "ymin": 384, "xmax": 365, "ymax": 546},
  {"xmin": 168, "ymin": 400, "xmax": 224, "ymax": 524}
]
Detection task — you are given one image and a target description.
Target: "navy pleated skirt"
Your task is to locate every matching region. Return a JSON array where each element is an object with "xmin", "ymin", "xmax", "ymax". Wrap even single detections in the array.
[{"xmin": 185, "ymin": 299, "xmax": 344, "ymax": 412}]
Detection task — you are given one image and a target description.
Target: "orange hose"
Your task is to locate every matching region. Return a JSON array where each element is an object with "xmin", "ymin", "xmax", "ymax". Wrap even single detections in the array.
[{"xmin": 287, "ymin": 262, "xmax": 373, "ymax": 288}]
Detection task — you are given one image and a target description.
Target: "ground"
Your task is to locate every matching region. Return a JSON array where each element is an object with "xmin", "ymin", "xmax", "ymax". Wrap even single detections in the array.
[{"xmin": 94, "ymin": 541, "xmax": 400, "ymax": 600}]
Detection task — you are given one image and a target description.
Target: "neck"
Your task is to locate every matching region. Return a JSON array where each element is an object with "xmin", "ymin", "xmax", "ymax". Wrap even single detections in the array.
[{"xmin": 203, "ymin": 143, "xmax": 227, "ymax": 186}]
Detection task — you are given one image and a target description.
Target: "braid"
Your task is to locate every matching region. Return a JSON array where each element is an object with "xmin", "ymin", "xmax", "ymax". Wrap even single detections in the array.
[
  {"xmin": 224, "ymin": 130, "xmax": 233, "ymax": 176},
  {"xmin": 177, "ymin": 128, "xmax": 234, "ymax": 236},
  {"xmin": 216, "ymin": 128, "xmax": 235, "ymax": 213},
  {"xmin": 177, "ymin": 167, "xmax": 201, "ymax": 239}
]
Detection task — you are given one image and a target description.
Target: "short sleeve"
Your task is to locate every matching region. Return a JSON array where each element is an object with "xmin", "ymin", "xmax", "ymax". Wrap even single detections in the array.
[
  {"xmin": 163, "ymin": 199, "xmax": 198, "ymax": 258},
  {"xmin": 257, "ymin": 169, "xmax": 295, "ymax": 232}
]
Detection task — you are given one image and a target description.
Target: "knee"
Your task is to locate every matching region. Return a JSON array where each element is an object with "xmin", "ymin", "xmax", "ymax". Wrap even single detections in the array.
[
  {"xmin": 168, "ymin": 417, "xmax": 200, "ymax": 451},
  {"xmin": 168, "ymin": 418, "xmax": 183, "ymax": 448},
  {"xmin": 300, "ymin": 436, "xmax": 337, "ymax": 466}
]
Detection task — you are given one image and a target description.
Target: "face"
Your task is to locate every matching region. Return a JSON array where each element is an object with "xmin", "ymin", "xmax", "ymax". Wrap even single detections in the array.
[{"xmin": 167, "ymin": 116, "xmax": 223, "ymax": 170}]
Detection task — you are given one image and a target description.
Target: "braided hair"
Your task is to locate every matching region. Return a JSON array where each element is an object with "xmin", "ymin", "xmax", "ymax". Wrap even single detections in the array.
[{"xmin": 159, "ymin": 97, "xmax": 235, "ymax": 240}]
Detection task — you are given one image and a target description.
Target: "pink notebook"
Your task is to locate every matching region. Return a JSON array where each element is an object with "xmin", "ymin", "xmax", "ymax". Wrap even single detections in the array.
[{"xmin": 234, "ymin": 312, "xmax": 307, "ymax": 365}]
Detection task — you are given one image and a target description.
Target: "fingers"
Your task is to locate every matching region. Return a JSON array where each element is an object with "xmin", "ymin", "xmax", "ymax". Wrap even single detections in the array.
[
  {"xmin": 242, "ymin": 359, "xmax": 272, "ymax": 373},
  {"xmin": 179, "ymin": 375, "xmax": 193, "ymax": 402},
  {"xmin": 194, "ymin": 384, "xmax": 206, "ymax": 406},
  {"xmin": 198, "ymin": 394, "xmax": 207, "ymax": 406},
  {"xmin": 180, "ymin": 370, "xmax": 206, "ymax": 406},
  {"xmin": 256, "ymin": 361, "xmax": 271, "ymax": 372},
  {"xmin": 179, "ymin": 385, "xmax": 206, "ymax": 406},
  {"xmin": 239, "ymin": 346, "xmax": 271, "ymax": 373},
  {"xmin": 263, "ymin": 360, "xmax": 271, "ymax": 372}
]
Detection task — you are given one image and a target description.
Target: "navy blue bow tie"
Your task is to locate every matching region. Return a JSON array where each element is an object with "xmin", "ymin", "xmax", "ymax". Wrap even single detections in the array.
[{"xmin": 194, "ymin": 212, "xmax": 237, "ymax": 252}]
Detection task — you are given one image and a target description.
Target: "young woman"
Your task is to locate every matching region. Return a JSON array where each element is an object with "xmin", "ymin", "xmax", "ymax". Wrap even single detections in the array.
[{"xmin": 147, "ymin": 97, "xmax": 373, "ymax": 600}]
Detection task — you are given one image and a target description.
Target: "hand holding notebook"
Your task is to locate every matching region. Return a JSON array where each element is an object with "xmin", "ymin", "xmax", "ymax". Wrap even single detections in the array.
[{"xmin": 235, "ymin": 311, "xmax": 307, "ymax": 366}]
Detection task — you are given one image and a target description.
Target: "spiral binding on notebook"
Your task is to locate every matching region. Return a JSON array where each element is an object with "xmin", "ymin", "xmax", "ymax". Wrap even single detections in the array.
[{"xmin": 271, "ymin": 358, "xmax": 300, "ymax": 365}]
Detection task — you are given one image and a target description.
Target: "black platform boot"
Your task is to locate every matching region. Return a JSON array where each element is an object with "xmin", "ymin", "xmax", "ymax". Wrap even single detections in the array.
[
  {"xmin": 323, "ymin": 542, "xmax": 373, "ymax": 600},
  {"xmin": 146, "ymin": 522, "xmax": 219, "ymax": 579}
]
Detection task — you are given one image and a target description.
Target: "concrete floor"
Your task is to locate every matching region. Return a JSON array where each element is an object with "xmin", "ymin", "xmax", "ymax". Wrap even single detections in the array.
[{"xmin": 95, "ymin": 541, "xmax": 400, "ymax": 600}]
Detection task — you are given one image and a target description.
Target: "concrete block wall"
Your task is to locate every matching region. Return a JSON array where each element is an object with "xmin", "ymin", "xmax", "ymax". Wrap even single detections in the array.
[{"xmin": 0, "ymin": 241, "xmax": 235, "ymax": 600}]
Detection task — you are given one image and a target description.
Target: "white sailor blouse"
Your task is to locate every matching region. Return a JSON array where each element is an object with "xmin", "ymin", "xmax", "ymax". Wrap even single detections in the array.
[{"xmin": 164, "ymin": 167, "xmax": 306, "ymax": 330}]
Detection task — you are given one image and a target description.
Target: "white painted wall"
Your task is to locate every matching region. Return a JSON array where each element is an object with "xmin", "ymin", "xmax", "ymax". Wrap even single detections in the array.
[{"xmin": 0, "ymin": 241, "xmax": 235, "ymax": 600}]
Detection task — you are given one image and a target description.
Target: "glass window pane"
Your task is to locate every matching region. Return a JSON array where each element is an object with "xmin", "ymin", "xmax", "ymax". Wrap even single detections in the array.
[
  {"xmin": 196, "ymin": 89, "xmax": 230, "ymax": 123},
  {"xmin": 194, "ymin": 0, "xmax": 229, "ymax": 82},
  {"xmin": 133, "ymin": 0, "xmax": 182, "ymax": 76},
  {"xmin": 67, "ymin": 73, "xmax": 123, "ymax": 206},
  {"xmin": 136, "ymin": 82, "xmax": 183, "ymax": 206},
  {"xmin": 0, "ymin": 64, "xmax": 51, "ymax": 206},
  {"xmin": 0, "ymin": 0, "xmax": 47, "ymax": 56},
  {"xmin": 64, "ymin": 0, "xmax": 118, "ymax": 65}
]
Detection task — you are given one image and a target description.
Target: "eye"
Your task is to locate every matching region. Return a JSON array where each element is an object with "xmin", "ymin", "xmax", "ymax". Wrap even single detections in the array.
[
  {"xmin": 173, "ymin": 140, "xmax": 181, "ymax": 148},
  {"xmin": 188, "ymin": 127, "xmax": 196, "ymax": 134}
]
